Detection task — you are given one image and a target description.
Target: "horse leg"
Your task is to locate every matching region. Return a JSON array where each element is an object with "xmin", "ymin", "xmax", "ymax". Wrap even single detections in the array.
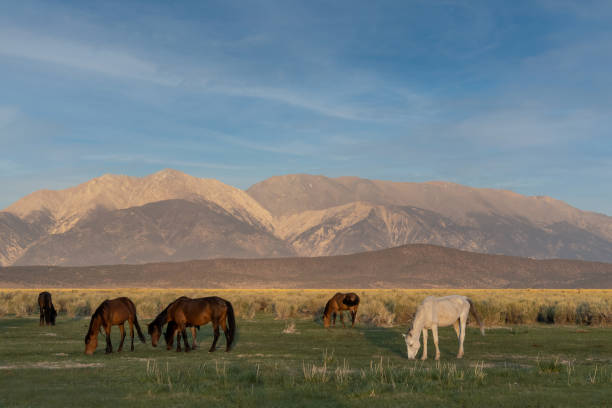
[
  {"xmin": 209, "ymin": 322, "xmax": 220, "ymax": 353},
  {"xmin": 350, "ymin": 310, "xmax": 357, "ymax": 327},
  {"xmin": 453, "ymin": 320, "xmax": 460, "ymax": 339},
  {"xmin": 175, "ymin": 327, "xmax": 182, "ymax": 352},
  {"xmin": 421, "ymin": 329, "xmax": 428, "ymax": 360},
  {"xmin": 339, "ymin": 311, "xmax": 346, "ymax": 328},
  {"xmin": 182, "ymin": 327, "xmax": 191, "ymax": 352},
  {"xmin": 432, "ymin": 325, "xmax": 440, "ymax": 361},
  {"xmin": 457, "ymin": 316, "xmax": 467, "ymax": 359},
  {"xmin": 332, "ymin": 312, "xmax": 337, "ymax": 327},
  {"xmin": 220, "ymin": 319, "xmax": 230, "ymax": 352},
  {"xmin": 39, "ymin": 307, "xmax": 44, "ymax": 326},
  {"xmin": 190, "ymin": 327, "xmax": 198, "ymax": 349},
  {"xmin": 105, "ymin": 326, "xmax": 113, "ymax": 354},
  {"xmin": 45, "ymin": 307, "xmax": 50, "ymax": 325},
  {"xmin": 129, "ymin": 320, "xmax": 135, "ymax": 351},
  {"xmin": 117, "ymin": 323, "xmax": 126, "ymax": 352}
]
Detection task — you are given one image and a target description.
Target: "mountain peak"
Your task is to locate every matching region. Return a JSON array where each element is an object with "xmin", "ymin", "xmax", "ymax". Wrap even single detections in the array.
[
  {"xmin": 149, "ymin": 168, "xmax": 190, "ymax": 179},
  {"xmin": 4, "ymin": 169, "xmax": 275, "ymax": 236}
]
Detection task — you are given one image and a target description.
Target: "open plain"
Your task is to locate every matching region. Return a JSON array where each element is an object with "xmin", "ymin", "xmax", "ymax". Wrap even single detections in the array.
[{"xmin": 1, "ymin": 289, "xmax": 611, "ymax": 407}]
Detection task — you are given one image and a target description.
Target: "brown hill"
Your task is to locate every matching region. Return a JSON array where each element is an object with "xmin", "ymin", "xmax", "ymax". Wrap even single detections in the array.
[{"xmin": 1, "ymin": 244, "xmax": 611, "ymax": 289}]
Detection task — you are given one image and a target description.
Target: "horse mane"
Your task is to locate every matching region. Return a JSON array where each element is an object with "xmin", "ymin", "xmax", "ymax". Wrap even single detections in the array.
[
  {"xmin": 85, "ymin": 300, "xmax": 108, "ymax": 343},
  {"xmin": 323, "ymin": 299, "xmax": 333, "ymax": 317},
  {"xmin": 150, "ymin": 296, "xmax": 190, "ymax": 330},
  {"xmin": 150, "ymin": 303, "xmax": 171, "ymax": 328}
]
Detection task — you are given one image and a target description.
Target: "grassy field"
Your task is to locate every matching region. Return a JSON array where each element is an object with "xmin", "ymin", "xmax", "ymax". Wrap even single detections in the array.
[{"xmin": 1, "ymin": 290, "xmax": 611, "ymax": 407}]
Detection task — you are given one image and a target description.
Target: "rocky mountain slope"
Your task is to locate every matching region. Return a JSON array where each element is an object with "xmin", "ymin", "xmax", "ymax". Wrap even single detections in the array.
[
  {"xmin": 250, "ymin": 175, "xmax": 612, "ymax": 261},
  {"xmin": 2, "ymin": 170, "xmax": 612, "ymax": 266}
]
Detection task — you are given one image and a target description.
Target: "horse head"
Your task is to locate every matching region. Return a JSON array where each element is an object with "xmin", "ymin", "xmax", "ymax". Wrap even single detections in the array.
[{"xmin": 402, "ymin": 331, "xmax": 421, "ymax": 359}]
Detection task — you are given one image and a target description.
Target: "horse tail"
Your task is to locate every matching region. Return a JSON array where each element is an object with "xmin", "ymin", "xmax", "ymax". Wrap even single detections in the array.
[
  {"xmin": 134, "ymin": 315, "xmax": 146, "ymax": 343},
  {"xmin": 467, "ymin": 298, "xmax": 485, "ymax": 335},
  {"xmin": 225, "ymin": 300, "xmax": 236, "ymax": 350}
]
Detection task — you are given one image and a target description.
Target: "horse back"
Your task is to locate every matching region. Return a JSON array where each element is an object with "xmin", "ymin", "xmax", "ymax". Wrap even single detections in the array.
[
  {"xmin": 104, "ymin": 297, "xmax": 136, "ymax": 324},
  {"xmin": 38, "ymin": 291, "xmax": 52, "ymax": 307},
  {"xmin": 172, "ymin": 296, "xmax": 228, "ymax": 325}
]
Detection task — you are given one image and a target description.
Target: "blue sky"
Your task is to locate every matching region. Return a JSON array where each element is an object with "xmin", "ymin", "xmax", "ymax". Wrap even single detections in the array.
[{"xmin": 1, "ymin": 0, "xmax": 611, "ymax": 214}]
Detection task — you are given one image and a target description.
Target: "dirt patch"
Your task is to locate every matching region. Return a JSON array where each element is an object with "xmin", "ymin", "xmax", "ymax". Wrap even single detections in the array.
[{"xmin": 0, "ymin": 361, "xmax": 103, "ymax": 370}]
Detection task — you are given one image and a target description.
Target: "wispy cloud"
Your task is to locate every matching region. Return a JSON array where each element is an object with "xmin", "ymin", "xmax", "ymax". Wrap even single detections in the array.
[
  {"xmin": 83, "ymin": 153, "xmax": 249, "ymax": 171},
  {"xmin": 453, "ymin": 107, "xmax": 605, "ymax": 148},
  {"xmin": 0, "ymin": 27, "xmax": 180, "ymax": 85}
]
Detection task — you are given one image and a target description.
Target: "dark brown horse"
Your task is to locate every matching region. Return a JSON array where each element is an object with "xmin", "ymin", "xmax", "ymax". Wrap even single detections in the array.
[
  {"xmin": 38, "ymin": 291, "xmax": 57, "ymax": 326},
  {"xmin": 147, "ymin": 296, "xmax": 200, "ymax": 349},
  {"xmin": 148, "ymin": 296, "xmax": 235, "ymax": 353},
  {"xmin": 323, "ymin": 292, "xmax": 360, "ymax": 328},
  {"xmin": 84, "ymin": 297, "xmax": 145, "ymax": 355}
]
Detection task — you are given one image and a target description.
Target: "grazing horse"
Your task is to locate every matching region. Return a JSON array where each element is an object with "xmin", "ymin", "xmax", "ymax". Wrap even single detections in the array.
[
  {"xmin": 402, "ymin": 295, "xmax": 485, "ymax": 360},
  {"xmin": 38, "ymin": 291, "xmax": 57, "ymax": 326},
  {"xmin": 147, "ymin": 296, "xmax": 200, "ymax": 349},
  {"xmin": 84, "ymin": 297, "xmax": 146, "ymax": 355},
  {"xmin": 148, "ymin": 296, "xmax": 235, "ymax": 353},
  {"xmin": 322, "ymin": 292, "xmax": 360, "ymax": 328}
]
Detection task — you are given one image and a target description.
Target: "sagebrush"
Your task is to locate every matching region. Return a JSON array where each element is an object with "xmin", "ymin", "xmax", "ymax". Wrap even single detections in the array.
[{"xmin": 1, "ymin": 289, "xmax": 611, "ymax": 327}]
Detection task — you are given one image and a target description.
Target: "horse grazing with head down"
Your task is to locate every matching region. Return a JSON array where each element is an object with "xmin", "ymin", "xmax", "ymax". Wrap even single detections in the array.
[
  {"xmin": 148, "ymin": 296, "xmax": 235, "ymax": 353},
  {"xmin": 84, "ymin": 297, "xmax": 145, "ymax": 355},
  {"xmin": 147, "ymin": 296, "xmax": 200, "ymax": 349},
  {"xmin": 323, "ymin": 292, "xmax": 360, "ymax": 328},
  {"xmin": 402, "ymin": 295, "xmax": 484, "ymax": 360},
  {"xmin": 38, "ymin": 291, "xmax": 57, "ymax": 326}
]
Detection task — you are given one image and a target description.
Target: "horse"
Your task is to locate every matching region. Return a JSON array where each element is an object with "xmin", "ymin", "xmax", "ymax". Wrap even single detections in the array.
[
  {"xmin": 37, "ymin": 291, "xmax": 57, "ymax": 326},
  {"xmin": 84, "ymin": 297, "xmax": 146, "ymax": 355},
  {"xmin": 402, "ymin": 295, "xmax": 485, "ymax": 360},
  {"xmin": 322, "ymin": 292, "xmax": 360, "ymax": 328},
  {"xmin": 149, "ymin": 296, "xmax": 235, "ymax": 353},
  {"xmin": 147, "ymin": 296, "xmax": 200, "ymax": 349}
]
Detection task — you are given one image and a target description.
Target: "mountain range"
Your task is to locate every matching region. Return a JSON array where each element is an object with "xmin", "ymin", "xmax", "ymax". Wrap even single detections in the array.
[{"xmin": 2, "ymin": 169, "xmax": 612, "ymax": 266}]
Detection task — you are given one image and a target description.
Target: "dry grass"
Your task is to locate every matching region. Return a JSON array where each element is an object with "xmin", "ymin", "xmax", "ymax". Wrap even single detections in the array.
[{"xmin": 1, "ymin": 288, "xmax": 611, "ymax": 327}]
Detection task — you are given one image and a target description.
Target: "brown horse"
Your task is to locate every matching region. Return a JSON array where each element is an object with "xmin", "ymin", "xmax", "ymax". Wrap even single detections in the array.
[
  {"xmin": 147, "ymin": 296, "xmax": 200, "ymax": 349},
  {"xmin": 84, "ymin": 297, "xmax": 145, "ymax": 355},
  {"xmin": 38, "ymin": 291, "xmax": 57, "ymax": 326},
  {"xmin": 148, "ymin": 296, "xmax": 235, "ymax": 353},
  {"xmin": 323, "ymin": 292, "xmax": 360, "ymax": 328}
]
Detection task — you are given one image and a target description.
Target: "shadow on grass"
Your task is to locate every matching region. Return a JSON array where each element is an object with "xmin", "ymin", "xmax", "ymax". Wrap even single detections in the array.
[{"xmin": 359, "ymin": 325, "xmax": 406, "ymax": 359}]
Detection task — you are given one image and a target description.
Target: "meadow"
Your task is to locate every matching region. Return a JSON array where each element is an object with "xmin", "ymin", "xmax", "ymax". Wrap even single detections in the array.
[{"xmin": 1, "ymin": 289, "xmax": 611, "ymax": 407}]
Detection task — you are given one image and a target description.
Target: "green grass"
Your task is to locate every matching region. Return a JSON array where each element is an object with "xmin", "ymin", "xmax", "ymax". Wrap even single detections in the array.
[{"xmin": 1, "ymin": 316, "xmax": 611, "ymax": 407}]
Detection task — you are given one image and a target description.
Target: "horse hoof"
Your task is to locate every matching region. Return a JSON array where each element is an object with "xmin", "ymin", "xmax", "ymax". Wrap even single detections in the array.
[{"xmin": 208, "ymin": 349, "xmax": 215, "ymax": 353}]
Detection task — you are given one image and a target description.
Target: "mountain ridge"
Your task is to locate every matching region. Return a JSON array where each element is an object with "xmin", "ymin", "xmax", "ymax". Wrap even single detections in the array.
[
  {"xmin": 2, "ymin": 169, "xmax": 612, "ymax": 266},
  {"xmin": 1, "ymin": 244, "xmax": 611, "ymax": 288}
]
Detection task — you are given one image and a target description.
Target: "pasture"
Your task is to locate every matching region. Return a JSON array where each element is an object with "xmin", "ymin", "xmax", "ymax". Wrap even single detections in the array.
[{"xmin": 0, "ymin": 290, "xmax": 611, "ymax": 407}]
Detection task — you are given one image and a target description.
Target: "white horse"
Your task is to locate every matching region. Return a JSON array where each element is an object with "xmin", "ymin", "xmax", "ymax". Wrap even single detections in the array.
[{"xmin": 402, "ymin": 295, "xmax": 484, "ymax": 360}]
